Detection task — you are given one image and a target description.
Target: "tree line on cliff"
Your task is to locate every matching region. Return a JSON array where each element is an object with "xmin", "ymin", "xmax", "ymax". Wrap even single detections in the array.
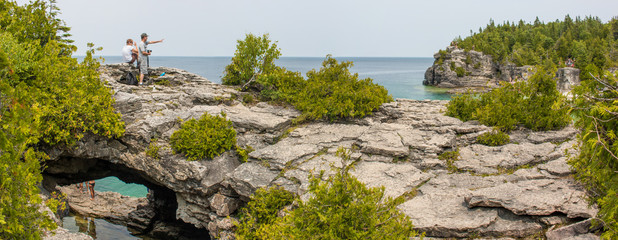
[
  {"xmin": 454, "ymin": 15, "xmax": 618, "ymax": 81},
  {"xmin": 447, "ymin": 15, "xmax": 618, "ymax": 239}
]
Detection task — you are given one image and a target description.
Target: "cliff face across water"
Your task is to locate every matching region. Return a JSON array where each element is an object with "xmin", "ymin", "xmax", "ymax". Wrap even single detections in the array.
[
  {"xmin": 423, "ymin": 46, "xmax": 581, "ymax": 93},
  {"xmin": 44, "ymin": 64, "xmax": 597, "ymax": 239}
]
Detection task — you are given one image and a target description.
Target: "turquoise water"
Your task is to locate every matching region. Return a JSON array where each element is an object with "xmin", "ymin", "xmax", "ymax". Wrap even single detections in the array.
[{"xmin": 94, "ymin": 176, "xmax": 148, "ymax": 198}]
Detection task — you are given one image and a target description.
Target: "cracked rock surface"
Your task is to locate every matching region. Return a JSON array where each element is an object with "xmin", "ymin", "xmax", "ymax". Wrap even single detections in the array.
[{"xmin": 45, "ymin": 64, "xmax": 597, "ymax": 239}]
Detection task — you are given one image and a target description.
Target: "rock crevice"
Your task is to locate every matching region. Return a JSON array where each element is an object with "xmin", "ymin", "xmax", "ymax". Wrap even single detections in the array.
[{"xmin": 43, "ymin": 64, "xmax": 597, "ymax": 239}]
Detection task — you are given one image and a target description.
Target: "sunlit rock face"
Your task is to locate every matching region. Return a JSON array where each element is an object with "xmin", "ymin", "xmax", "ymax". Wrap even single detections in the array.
[{"xmin": 43, "ymin": 64, "xmax": 596, "ymax": 239}]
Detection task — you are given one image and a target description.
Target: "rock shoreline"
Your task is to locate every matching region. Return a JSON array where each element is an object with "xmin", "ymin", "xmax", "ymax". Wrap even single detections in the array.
[
  {"xmin": 42, "ymin": 63, "xmax": 599, "ymax": 239},
  {"xmin": 423, "ymin": 46, "xmax": 581, "ymax": 94}
]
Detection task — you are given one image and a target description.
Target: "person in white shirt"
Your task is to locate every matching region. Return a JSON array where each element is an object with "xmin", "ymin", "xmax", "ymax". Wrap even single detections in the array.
[{"xmin": 121, "ymin": 39, "xmax": 138, "ymax": 65}]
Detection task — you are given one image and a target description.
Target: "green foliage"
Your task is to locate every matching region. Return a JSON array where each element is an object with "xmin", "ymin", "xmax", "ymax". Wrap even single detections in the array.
[
  {"xmin": 222, "ymin": 33, "xmax": 281, "ymax": 86},
  {"xmin": 569, "ymin": 72, "xmax": 618, "ymax": 239},
  {"xmin": 436, "ymin": 49, "xmax": 447, "ymax": 66},
  {"xmin": 223, "ymin": 35, "xmax": 392, "ymax": 122},
  {"xmin": 0, "ymin": 79, "xmax": 57, "ymax": 239},
  {"xmin": 235, "ymin": 187, "xmax": 296, "ymax": 240},
  {"xmin": 146, "ymin": 138, "xmax": 161, "ymax": 160},
  {"xmin": 446, "ymin": 67, "xmax": 570, "ymax": 131},
  {"xmin": 236, "ymin": 145, "xmax": 254, "ymax": 163},
  {"xmin": 438, "ymin": 148, "xmax": 460, "ymax": 173},
  {"xmin": 474, "ymin": 62, "xmax": 481, "ymax": 69},
  {"xmin": 456, "ymin": 15, "xmax": 618, "ymax": 78},
  {"xmin": 170, "ymin": 112, "xmax": 237, "ymax": 161},
  {"xmin": 242, "ymin": 93, "xmax": 255, "ymax": 104},
  {"xmin": 445, "ymin": 92, "xmax": 480, "ymax": 122},
  {"xmin": 293, "ymin": 56, "xmax": 393, "ymax": 121},
  {"xmin": 235, "ymin": 148, "xmax": 418, "ymax": 239},
  {"xmin": 477, "ymin": 129, "xmax": 510, "ymax": 146},
  {"xmin": 455, "ymin": 66, "xmax": 467, "ymax": 77},
  {"xmin": 0, "ymin": 1, "xmax": 125, "ymax": 238}
]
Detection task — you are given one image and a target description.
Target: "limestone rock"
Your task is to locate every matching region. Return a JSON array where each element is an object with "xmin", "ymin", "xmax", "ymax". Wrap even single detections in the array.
[
  {"xmin": 350, "ymin": 161, "xmax": 433, "ymax": 198},
  {"xmin": 43, "ymin": 227, "xmax": 92, "ymax": 240},
  {"xmin": 58, "ymin": 185, "xmax": 147, "ymax": 223},
  {"xmin": 546, "ymin": 219, "xmax": 601, "ymax": 240},
  {"xmin": 423, "ymin": 47, "xmax": 581, "ymax": 92},
  {"xmin": 226, "ymin": 162, "xmax": 279, "ymax": 198},
  {"xmin": 40, "ymin": 64, "xmax": 598, "ymax": 239},
  {"xmin": 465, "ymin": 179, "xmax": 598, "ymax": 218},
  {"xmin": 456, "ymin": 142, "xmax": 558, "ymax": 174}
]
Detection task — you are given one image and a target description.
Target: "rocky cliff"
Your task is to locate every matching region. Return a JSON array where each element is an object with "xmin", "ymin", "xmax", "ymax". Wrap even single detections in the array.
[
  {"xmin": 43, "ymin": 63, "xmax": 598, "ymax": 239},
  {"xmin": 424, "ymin": 46, "xmax": 581, "ymax": 93}
]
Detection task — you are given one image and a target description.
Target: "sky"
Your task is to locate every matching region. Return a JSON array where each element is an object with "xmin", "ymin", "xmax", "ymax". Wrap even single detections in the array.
[{"xmin": 15, "ymin": 0, "xmax": 618, "ymax": 57}]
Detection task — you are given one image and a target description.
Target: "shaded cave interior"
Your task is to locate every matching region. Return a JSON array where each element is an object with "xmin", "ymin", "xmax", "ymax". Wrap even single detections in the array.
[{"xmin": 42, "ymin": 157, "xmax": 211, "ymax": 239}]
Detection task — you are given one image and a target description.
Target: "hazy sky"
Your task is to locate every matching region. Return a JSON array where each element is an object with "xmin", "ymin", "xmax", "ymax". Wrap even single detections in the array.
[{"xmin": 16, "ymin": 0, "xmax": 618, "ymax": 57}]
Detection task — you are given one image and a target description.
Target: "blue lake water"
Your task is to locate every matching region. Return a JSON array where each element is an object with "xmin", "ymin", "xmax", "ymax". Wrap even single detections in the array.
[
  {"xmin": 97, "ymin": 56, "xmax": 449, "ymax": 100},
  {"xmin": 69, "ymin": 55, "xmax": 446, "ymax": 238}
]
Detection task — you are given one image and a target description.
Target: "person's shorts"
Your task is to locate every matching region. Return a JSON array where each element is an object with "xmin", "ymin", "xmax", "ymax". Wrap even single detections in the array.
[{"xmin": 139, "ymin": 59, "xmax": 148, "ymax": 74}]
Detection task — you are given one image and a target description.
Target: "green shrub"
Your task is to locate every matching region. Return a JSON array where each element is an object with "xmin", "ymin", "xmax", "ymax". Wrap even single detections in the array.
[
  {"xmin": 436, "ymin": 49, "xmax": 447, "ymax": 66},
  {"xmin": 242, "ymin": 94, "xmax": 255, "ymax": 104},
  {"xmin": 170, "ymin": 112, "xmax": 236, "ymax": 161},
  {"xmin": 236, "ymin": 145, "xmax": 254, "ymax": 163},
  {"xmin": 223, "ymin": 36, "xmax": 390, "ymax": 122},
  {"xmin": 570, "ymin": 71, "xmax": 618, "ymax": 239},
  {"xmin": 445, "ymin": 92, "xmax": 480, "ymax": 122},
  {"xmin": 0, "ymin": 1, "xmax": 125, "ymax": 238},
  {"xmin": 445, "ymin": 67, "xmax": 570, "ymax": 131},
  {"xmin": 438, "ymin": 148, "xmax": 460, "ymax": 173},
  {"xmin": 146, "ymin": 138, "xmax": 161, "ymax": 160},
  {"xmin": 465, "ymin": 55, "xmax": 472, "ymax": 65},
  {"xmin": 292, "ymin": 56, "xmax": 393, "ymax": 121},
  {"xmin": 222, "ymin": 33, "xmax": 280, "ymax": 86},
  {"xmin": 234, "ymin": 187, "xmax": 296, "ymax": 240},
  {"xmin": 474, "ymin": 62, "xmax": 481, "ymax": 69},
  {"xmin": 450, "ymin": 61, "xmax": 456, "ymax": 71},
  {"xmin": 235, "ymin": 147, "xmax": 418, "ymax": 239},
  {"xmin": 154, "ymin": 78, "xmax": 171, "ymax": 86},
  {"xmin": 256, "ymin": 67, "xmax": 304, "ymax": 103},
  {"xmin": 476, "ymin": 129, "xmax": 510, "ymax": 146},
  {"xmin": 455, "ymin": 66, "xmax": 467, "ymax": 77}
]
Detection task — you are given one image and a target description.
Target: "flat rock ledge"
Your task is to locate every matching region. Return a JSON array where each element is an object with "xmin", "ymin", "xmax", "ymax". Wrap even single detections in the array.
[
  {"xmin": 44, "ymin": 63, "xmax": 599, "ymax": 239},
  {"xmin": 57, "ymin": 184, "xmax": 147, "ymax": 224}
]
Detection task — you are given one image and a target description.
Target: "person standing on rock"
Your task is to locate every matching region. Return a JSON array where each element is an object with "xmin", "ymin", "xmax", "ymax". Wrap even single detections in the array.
[
  {"xmin": 87, "ymin": 180, "xmax": 95, "ymax": 200},
  {"xmin": 137, "ymin": 33, "xmax": 164, "ymax": 85},
  {"xmin": 122, "ymin": 39, "xmax": 138, "ymax": 65}
]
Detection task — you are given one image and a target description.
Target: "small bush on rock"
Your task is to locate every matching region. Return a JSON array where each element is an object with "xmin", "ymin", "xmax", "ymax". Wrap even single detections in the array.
[
  {"xmin": 234, "ymin": 147, "xmax": 418, "ymax": 239},
  {"xmin": 292, "ymin": 56, "xmax": 393, "ymax": 121},
  {"xmin": 222, "ymin": 33, "xmax": 280, "ymax": 86},
  {"xmin": 476, "ymin": 129, "xmax": 510, "ymax": 146},
  {"xmin": 235, "ymin": 187, "xmax": 296, "ymax": 240},
  {"xmin": 223, "ymin": 34, "xmax": 392, "ymax": 122},
  {"xmin": 170, "ymin": 112, "xmax": 236, "ymax": 161},
  {"xmin": 445, "ymin": 67, "xmax": 570, "ymax": 131}
]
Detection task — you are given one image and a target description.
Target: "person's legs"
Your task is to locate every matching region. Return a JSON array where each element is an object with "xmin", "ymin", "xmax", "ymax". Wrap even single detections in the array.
[
  {"xmin": 88, "ymin": 180, "xmax": 95, "ymax": 200},
  {"xmin": 139, "ymin": 60, "xmax": 148, "ymax": 85}
]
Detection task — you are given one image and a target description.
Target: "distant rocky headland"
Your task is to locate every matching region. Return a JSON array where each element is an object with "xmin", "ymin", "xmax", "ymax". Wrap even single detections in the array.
[
  {"xmin": 43, "ymin": 63, "xmax": 598, "ymax": 239},
  {"xmin": 423, "ymin": 46, "xmax": 582, "ymax": 93}
]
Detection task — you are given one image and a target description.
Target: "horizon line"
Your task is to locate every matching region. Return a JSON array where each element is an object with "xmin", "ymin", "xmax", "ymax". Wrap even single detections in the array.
[{"xmin": 76, "ymin": 55, "xmax": 435, "ymax": 59}]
